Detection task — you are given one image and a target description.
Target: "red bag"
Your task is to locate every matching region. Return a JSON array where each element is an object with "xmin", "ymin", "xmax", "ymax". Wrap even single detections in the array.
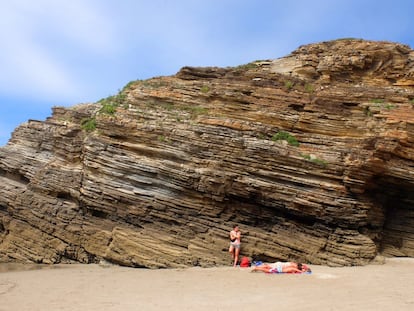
[{"xmin": 240, "ymin": 257, "xmax": 251, "ymax": 267}]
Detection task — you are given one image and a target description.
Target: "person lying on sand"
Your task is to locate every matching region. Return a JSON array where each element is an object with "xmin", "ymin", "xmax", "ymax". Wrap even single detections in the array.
[{"xmin": 251, "ymin": 262, "xmax": 311, "ymax": 274}]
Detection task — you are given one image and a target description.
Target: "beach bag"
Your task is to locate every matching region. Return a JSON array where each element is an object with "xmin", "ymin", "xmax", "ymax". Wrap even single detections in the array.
[{"xmin": 240, "ymin": 257, "xmax": 251, "ymax": 267}]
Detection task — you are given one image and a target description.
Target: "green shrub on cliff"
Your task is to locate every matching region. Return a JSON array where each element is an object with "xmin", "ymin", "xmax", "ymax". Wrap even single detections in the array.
[
  {"xmin": 122, "ymin": 80, "xmax": 137, "ymax": 91},
  {"xmin": 304, "ymin": 83, "xmax": 314, "ymax": 93},
  {"xmin": 100, "ymin": 102, "xmax": 117, "ymax": 115},
  {"xmin": 310, "ymin": 157, "xmax": 327, "ymax": 167},
  {"xmin": 272, "ymin": 131, "xmax": 299, "ymax": 146},
  {"xmin": 235, "ymin": 62, "xmax": 258, "ymax": 71},
  {"xmin": 81, "ymin": 117, "xmax": 97, "ymax": 132},
  {"xmin": 385, "ymin": 104, "xmax": 395, "ymax": 110},
  {"xmin": 98, "ymin": 91, "xmax": 128, "ymax": 115},
  {"xmin": 285, "ymin": 80, "xmax": 294, "ymax": 90},
  {"xmin": 300, "ymin": 153, "xmax": 327, "ymax": 167},
  {"xmin": 370, "ymin": 98, "xmax": 384, "ymax": 104},
  {"xmin": 364, "ymin": 106, "xmax": 373, "ymax": 117},
  {"xmin": 200, "ymin": 85, "xmax": 210, "ymax": 93}
]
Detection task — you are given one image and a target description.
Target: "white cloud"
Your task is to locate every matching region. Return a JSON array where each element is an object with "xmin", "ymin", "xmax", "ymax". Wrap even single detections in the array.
[
  {"xmin": 0, "ymin": 36, "xmax": 78, "ymax": 100},
  {"xmin": 1, "ymin": 0, "xmax": 412, "ymax": 107},
  {"xmin": 0, "ymin": 0, "xmax": 117, "ymax": 103},
  {"xmin": 9, "ymin": 0, "xmax": 117, "ymax": 52}
]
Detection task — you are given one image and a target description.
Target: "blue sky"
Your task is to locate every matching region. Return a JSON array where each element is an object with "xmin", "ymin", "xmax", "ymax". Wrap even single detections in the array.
[{"xmin": 1, "ymin": 0, "xmax": 413, "ymax": 146}]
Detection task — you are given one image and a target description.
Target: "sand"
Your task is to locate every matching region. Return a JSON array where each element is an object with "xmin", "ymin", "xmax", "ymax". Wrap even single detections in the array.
[{"xmin": 1, "ymin": 258, "xmax": 413, "ymax": 311}]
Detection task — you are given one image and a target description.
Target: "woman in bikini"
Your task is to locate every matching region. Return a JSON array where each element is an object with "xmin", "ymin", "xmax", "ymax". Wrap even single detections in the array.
[
  {"xmin": 229, "ymin": 225, "xmax": 241, "ymax": 267},
  {"xmin": 251, "ymin": 261, "xmax": 311, "ymax": 273}
]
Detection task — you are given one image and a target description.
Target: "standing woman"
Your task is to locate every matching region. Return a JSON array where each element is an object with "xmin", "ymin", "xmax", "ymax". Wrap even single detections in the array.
[{"xmin": 229, "ymin": 225, "xmax": 241, "ymax": 267}]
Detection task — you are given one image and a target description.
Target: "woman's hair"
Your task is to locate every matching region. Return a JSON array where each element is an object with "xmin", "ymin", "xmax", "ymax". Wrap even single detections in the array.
[{"xmin": 300, "ymin": 263, "xmax": 312, "ymax": 272}]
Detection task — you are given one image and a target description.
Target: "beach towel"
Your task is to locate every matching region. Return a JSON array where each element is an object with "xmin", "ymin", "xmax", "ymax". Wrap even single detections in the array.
[{"xmin": 267, "ymin": 269, "xmax": 312, "ymax": 274}]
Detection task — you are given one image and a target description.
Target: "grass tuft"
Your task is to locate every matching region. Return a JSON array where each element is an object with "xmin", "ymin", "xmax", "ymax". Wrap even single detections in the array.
[
  {"xmin": 272, "ymin": 131, "xmax": 299, "ymax": 146},
  {"xmin": 81, "ymin": 117, "xmax": 97, "ymax": 132}
]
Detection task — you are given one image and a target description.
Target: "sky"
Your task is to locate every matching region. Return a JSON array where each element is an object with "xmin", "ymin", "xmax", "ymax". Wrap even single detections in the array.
[{"xmin": 1, "ymin": 0, "xmax": 413, "ymax": 146}]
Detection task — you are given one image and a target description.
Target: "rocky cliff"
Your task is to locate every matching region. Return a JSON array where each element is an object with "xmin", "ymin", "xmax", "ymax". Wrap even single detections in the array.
[{"xmin": 1, "ymin": 39, "xmax": 414, "ymax": 267}]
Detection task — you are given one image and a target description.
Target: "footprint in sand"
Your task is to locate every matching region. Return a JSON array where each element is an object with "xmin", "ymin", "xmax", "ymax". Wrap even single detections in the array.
[
  {"xmin": 0, "ymin": 281, "xmax": 17, "ymax": 295},
  {"xmin": 315, "ymin": 273, "xmax": 338, "ymax": 279}
]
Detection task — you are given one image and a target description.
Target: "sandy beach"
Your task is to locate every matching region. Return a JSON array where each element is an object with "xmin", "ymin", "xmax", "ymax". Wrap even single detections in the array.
[{"xmin": 1, "ymin": 258, "xmax": 413, "ymax": 311}]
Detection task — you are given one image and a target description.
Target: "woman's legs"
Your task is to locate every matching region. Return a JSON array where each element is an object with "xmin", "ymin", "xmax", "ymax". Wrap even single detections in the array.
[
  {"xmin": 251, "ymin": 265, "xmax": 272, "ymax": 273},
  {"xmin": 233, "ymin": 246, "xmax": 240, "ymax": 267},
  {"xmin": 229, "ymin": 244, "xmax": 235, "ymax": 264}
]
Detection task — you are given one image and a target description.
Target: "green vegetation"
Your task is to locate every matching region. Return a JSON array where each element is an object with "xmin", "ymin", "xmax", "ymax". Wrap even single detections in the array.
[
  {"xmin": 334, "ymin": 37, "xmax": 360, "ymax": 42},
  {"xmin": 81, "ymin": 84, "xmax": 132, "ymax": 132},
  {"xmin": 122, "ymin": 80, "xmax": 137, "ymax": 91},
  {"xmin": 185, "ymin": 106, "xmax": 208, "ymax": 116},
  {"xmin": 370, "ymin": 98, "xmax": 384, "ymax": 104},
  {"xmin": 301, "ymin": 153, "xmax": 327, "ymax": 167},
  {"xmin": 285, "ymin": 80, "xmax": 294, "ymax": 90},
  {"xmin": 140, "ymin": 79, "xmax": 168, "ymax": 88},
  {"xmin": 200, "ymin": 85, "xmax": 210, "ymax": 93},
  {"xmin": 81, "ymin": 117, "xmax": 97, "ymax": 132},
  {"xmin": 310, "ymin": 157, "xmax": 328, "ymax": 167},
  {"xmin": 235, "ymin": 62, "xmax": 258, "ymax": 71},
  {"xmin": 384, "ymin": 103, "xmax": 395, "ymax": 110},
  {"xmin": 366, "ymin": 99, "xmax": 396, "ymax": 113},
  {"xmin": 100, "ymin": 102, "xmax": 117, "ymax": 115},
  {"xmin": 271, "ymin": 131, "xmax": 299, "ymax": 147},
  {"xmin": 98, "ymin": 91, "xmax": 128, "ymax": 115},
  {"xmin": 301, "ymin": 153, "xmax": 311, "ymax": 160},
  {"xmin": 146, "ymin": 101, "xmax": 175, "ymax": 111},
  {"xmin": 304, "ymin": 83, "xmax": 314, "ymax": 93},
  {"xmin": 363, "ymin": 106, "xmax": 373, "ymax": 117}
]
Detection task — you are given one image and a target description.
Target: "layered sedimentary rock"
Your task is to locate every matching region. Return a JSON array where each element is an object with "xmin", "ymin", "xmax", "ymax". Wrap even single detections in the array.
[{"xmin": 0, "ymin": 39, "xmax": 413, "ymax": 267}]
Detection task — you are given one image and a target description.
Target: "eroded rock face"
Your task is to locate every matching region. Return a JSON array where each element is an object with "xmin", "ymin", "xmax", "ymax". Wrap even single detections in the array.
[{"xmin": 1, "ymin": 39, "xmax": 413, "ymax": 267}]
